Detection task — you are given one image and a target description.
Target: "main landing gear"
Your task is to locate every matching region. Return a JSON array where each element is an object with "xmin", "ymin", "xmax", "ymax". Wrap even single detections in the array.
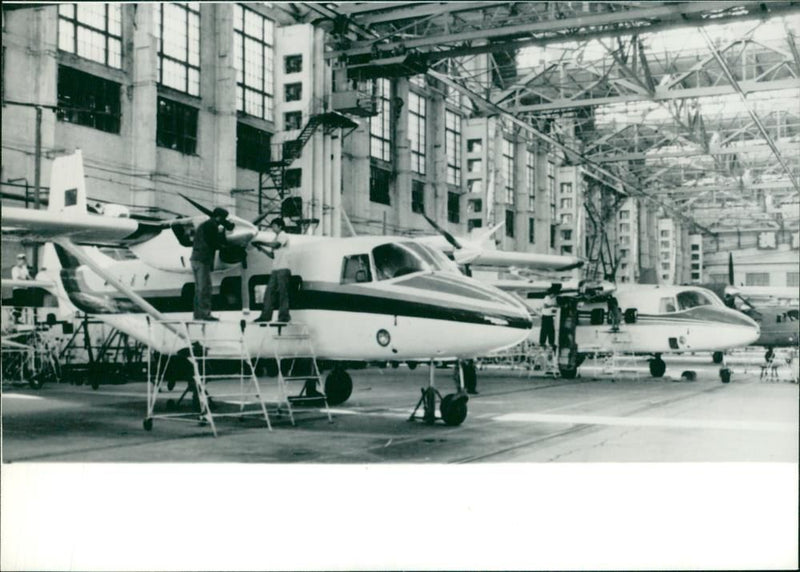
[
  {"xmin": 649, "ymin": 354, "xmax": 667, "ymax": 378},
  {"xmin": 649, "ymin": 353, "xmax": 732, "ymax": 383},
  {"xmin": 409, "ymin": 360, "xmax": 472, "ymax": 426}
]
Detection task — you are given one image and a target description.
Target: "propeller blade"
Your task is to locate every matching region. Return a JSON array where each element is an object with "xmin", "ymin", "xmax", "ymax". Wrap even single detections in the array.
[
  {"xmin": 252, "ymin": 211, "xmax": 272, "ymax": 227},
  {"xmin": 728, "ymin": 253, "xmax": 734, "ymax": 286},
  {"xmin": 423, "ymin": 213, "xmax": 463, "ymax": 250},
  {"xmin": 178, "ymin": 193, "xmax": 213, "ymax": 217}
]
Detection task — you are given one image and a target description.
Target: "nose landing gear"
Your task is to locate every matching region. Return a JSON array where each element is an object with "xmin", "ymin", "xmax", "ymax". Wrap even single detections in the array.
[{"xmin": 409, "ymin": 360, "xmax": 470, "ymax": 426}]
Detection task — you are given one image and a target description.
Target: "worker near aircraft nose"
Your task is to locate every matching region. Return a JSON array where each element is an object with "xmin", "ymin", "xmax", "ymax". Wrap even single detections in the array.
[
  {"xmin": 190, "ymin": 207, "xmax": 229, "ymax": 321},
  {"xmin": 256, "ymin": 217, "xmax": 291, "ymax": 323},
  {"xmin": 539, "ymin": 286, "xmax": 558, "ymax": 350}
]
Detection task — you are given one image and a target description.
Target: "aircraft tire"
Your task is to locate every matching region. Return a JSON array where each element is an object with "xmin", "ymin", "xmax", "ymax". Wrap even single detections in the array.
[
  {"xmin": 712, "ymin": 351, "xmax": 724, "ymax": 364},
  {"xmin": 559, "ymin": 367, "xmax": 578, "ymax": 379},
  {"xmin": 407, "ymin": 361, "xmax": 418, "ymax": 370},
  {"xmin": 720, "ymin": 368, "xmax": 731, "ymax": 384},
  {"xmin": 325, "ymin": 368, "xmax": 353, "ymax": 405},
  {"xmin": 440, "ymin": 393, "xmax": 467, "ymax": 426},
  {"xmin": 649, "ymin": 358, "xmax": 666, "ymax": 378}
]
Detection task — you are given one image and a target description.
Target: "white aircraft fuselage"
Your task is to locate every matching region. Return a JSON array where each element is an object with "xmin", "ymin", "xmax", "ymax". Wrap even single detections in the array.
[{"xmin": 53, "ymin": 231, "xmax": 533, "ymax": 362}]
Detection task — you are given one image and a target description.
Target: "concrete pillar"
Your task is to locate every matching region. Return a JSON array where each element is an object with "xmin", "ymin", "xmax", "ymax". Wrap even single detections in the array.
[
  {"xmin": 211, "ymin": 3, "xmax": 237, "ymax": 212},
  {"xmin": 331, "ymin": 133, "xmax": 342, "ymax": 237},
  {"xmin": 129, "ymin": 3, "xmax": 158, "ymax": 208},
  {"xmin": 394, "ymin": 78, "xmax": 411, "ymax": 230}
]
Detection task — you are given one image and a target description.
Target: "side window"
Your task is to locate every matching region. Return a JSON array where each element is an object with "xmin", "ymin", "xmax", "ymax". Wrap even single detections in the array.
[
  {"xmin": 659, "ymin": 297, "xmax": 677, "ymax": 313},
  {"xmin": 341, "ymin": 254, "xmax": 372, "ymax": 284}
]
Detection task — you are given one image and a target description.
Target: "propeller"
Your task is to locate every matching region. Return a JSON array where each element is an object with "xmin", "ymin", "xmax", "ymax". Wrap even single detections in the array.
[
  {"xmin": 423, "ymin": 213, "xmax": 463, "ymax": 250},
  {"xmin": 178, "ymin": 193, "xmax": 213, "ymax": 217}
]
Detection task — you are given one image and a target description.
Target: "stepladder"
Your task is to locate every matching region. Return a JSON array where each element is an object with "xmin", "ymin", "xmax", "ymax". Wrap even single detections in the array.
[
  {"xmin": 252, "ymin": 321, "xmax": 332, "ymax": 426},
  {"xmin": 143, "ymin": 318, "xmax": 273, "ymax": 436}
]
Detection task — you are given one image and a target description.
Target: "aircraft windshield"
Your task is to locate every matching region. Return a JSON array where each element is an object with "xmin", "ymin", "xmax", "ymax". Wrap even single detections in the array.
[
  {"xmin": 676, "ymin": 290, "xmax": 717, "ymax": 311},
  {"xmin": 373, "ymin": 242, "xmax": 437, "ymax": 280}
]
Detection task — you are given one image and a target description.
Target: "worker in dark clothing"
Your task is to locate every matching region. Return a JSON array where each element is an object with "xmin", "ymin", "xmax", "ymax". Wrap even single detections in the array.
[
  {"xmin": 190, "ymin": 207, "xmax": 229, "ymax": 321},
  {"xmin": 539, "ymin": 286, "xmax": 558, "ymax": 350}
]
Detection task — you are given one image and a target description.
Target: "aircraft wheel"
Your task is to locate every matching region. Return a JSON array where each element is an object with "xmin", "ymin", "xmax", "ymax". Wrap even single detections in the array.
[
  {"xmin": 559, "ymin": 366, "xmax": 578, "ymax": 379},
  {"xmin": 391, "ymin": 361, "xmax": 399, "ymax": 369},
  {"xmin": 712, "ymin": 351, "xmax": 724, "ymax": 364},
  {"xmin": 325, "ymin": 369, "xmax": 353, "ymax": 406},
  {"xmin": 440, "ymin": 393, "xmax": 468, "ymax": 426},
  {"xmin": 28, "ymin": 373, "xmax": 44, "ymax": 390},
  {"xmin": 407, "ymin": 362, "xmax": 418, "ymax": 370},
  {"xmin": 649, "ymin": 357, "xmax": 666, "ymax": 378},
  {"xmin": 143, "ymin": 418, "xmax": 153, "ymax": 431},
  {"xmin": 720, "ymin": 368, "xmax": 732, "ymax": 384}
]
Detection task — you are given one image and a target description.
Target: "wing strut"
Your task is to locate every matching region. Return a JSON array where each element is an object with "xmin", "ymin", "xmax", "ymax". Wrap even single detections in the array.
[{"xmin": 55, "ymin": 240, "xmax": 188, "ymax": 341}]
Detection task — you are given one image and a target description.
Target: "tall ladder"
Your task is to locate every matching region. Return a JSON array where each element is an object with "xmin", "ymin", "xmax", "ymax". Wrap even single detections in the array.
[
  {"xmin": 255, "ymin": 322, "xmax": 332, "ymax": 426},
  {"xmin": 144, "ymin": 318, "xmax": 272, "ymax": 437}
]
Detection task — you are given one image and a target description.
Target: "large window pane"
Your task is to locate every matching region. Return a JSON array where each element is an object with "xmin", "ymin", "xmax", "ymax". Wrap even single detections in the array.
[
  {"xmin": 233, "ymin": 4, "xmax": 274, "ymax": 121},
  {"xmin": 58, "ymin": 3, "xmax": 122, "ymax": 69}
]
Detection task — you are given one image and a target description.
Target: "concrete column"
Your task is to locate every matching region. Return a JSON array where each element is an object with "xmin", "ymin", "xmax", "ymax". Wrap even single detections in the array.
[
  {"xmin": 212, "ymin": 3, "xmax": 237, "ymax": 212},
  {"xmin": 129, "ymin": 3, "xmax": 158, "ymax": 208},
  {"xmin": 394, "ymin": 78, "xmax": 411, "ymax": 230},
  {"xmin": 322, "ymin": 132, "xmax": 332, "ymax": 235},
  {"xmin": 331, "ymin": 133, "xmax": 342, "ymax": 237}
]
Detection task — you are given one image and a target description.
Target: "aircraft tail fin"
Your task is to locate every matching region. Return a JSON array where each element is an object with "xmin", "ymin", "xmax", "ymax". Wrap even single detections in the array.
[{"xmin": 47, "ymin": 150, "xmax": 88, "ymax": 214}]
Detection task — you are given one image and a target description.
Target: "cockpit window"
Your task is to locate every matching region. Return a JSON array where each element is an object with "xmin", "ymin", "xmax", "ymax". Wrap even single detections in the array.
[
  {"xmin": 341, "ymin": 254, "xmax": 372, "ymax": 284},
  {"xmin": 373, "ymin": 242, "xmax": 433, "ymax": 280},
  {"xmin": 676, "ymin": 290, "xmax": 716, "ymax": 311},
  {"xmin": 659, "ymin": 297, "xmax": 677, "ymax": 313}
]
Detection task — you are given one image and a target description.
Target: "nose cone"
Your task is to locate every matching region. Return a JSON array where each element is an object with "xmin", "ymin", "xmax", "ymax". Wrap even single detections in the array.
[
  {"xmin": 225, "ymin": 216, "xmax": 257, "ymax": 247},
  {"xmin": 726, "ymin": 308, "xmax": 761, "ymax": 347}
]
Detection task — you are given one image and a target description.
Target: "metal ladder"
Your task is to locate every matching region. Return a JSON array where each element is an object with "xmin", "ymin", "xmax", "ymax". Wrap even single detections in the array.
[
  {"xmin": 144, "ymin": 318, "xmax": 272, "ymax": 437},
  {"xmin": 254, "ymin": 322, "xmax": 332, "ymax": 426},
  {"xmin": 598, "ymin": 330, "xmax": 640, "ymax": 380}
]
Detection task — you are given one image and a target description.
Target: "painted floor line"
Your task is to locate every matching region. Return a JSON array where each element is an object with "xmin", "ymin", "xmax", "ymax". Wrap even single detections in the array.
[{"xmin": 494, "ymin": 412, "xmax": 797, "ymax": 433}]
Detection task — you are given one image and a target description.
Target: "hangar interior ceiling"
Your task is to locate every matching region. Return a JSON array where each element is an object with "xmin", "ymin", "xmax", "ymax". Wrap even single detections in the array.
[{"xmin": 283, "ymin": 1, "xmax": 800, "ymax": 235}]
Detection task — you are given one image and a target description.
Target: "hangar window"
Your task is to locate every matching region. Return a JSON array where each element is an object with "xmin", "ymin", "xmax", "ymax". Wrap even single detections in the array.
[
  {"xmin": 284, "ymin": 54, "xmax": 302, "ymax": 74},
  {"xmin": 233, "ymin": 4, "xmax": 274, "ymax": 120},
  {"xmin": 503, "ymin": 138, "xmax": 515, "ymax": 205},
  {"xmin": 411, "ymin": 180, "xmax": 425, "ymax": 214},
  {"xmin": 408, "ymin": 91, "xmax": 426, "ymax": 175},
  {"xmin": 284, "ymin": 168, "xmax": 302, "ymax": 189},
  {"xmin": 560, "ymin": 182, "xmax": 573, "ymax": 195},
  {"xmin": 745, "ymin": 272, "xmax": 770, "ymax": 286},
  {"xmin": 676, "ymin": 290, "xmax": 716, "ymax": 310},
  {"xmin": 58, "ymin": 3, "xmax": 122, "ymax": 69},
  {"xmin": 447, "ymin": 192, "xmax": 461, "ymax": 223},
  {"xmin": 284, "ymin": 111, "xmax": 302, "ymax": 130},
  {"xmin": 370, "ymin": 166, "xmax": 391, "ymax": 205},
  {"xmin": 154, "ymin": 2, "xmax": 200, "ymax": 96},
  {"xmin": 468, "ymin": 179, "xmax": 483, "ymax": 194},
  {"xmin": 505, "ymin": 209, "xmax": 515, "ymax": 238},
  {"xmin": 468, "ymin": 198, "xmax": 482, "ymax": 213},
  {"xmin": 469, "ymin": 219, "xmax": 483, "ymax": 232},
  {"xmin": 236, "ymin": 122, "xmax": 270, "ymax": 171},
  {"xmin": 341, "ymin": 254, "xmax": 372, "ymax": 284},
  {"xmin": 788, "ymin": 272, "xmax": 799, "ymax": 287},
  {"xmin": 528, "ymin": 217, "xmax": 535, "ymax": 244},
  {"xmin": 445, "ymin": 110, "xmax": 462, "ymax": 186},
  {"xmin": 57, "ymin": 65, "xmax": 121, "ymax": 134},
  {"xmin": 468, "ymin": 139, "xmax": 482, "ymax": 153},
  {"xmin": 285, "ymin": 82, "xmax": 302, "ymax": 102},
  {"xmin": 370, "ymin": 78, "xmax": 392, "ymax": 161},
  {"xmin": 157, "ymin": 97, "xmax": 198, "ymax": 154}
]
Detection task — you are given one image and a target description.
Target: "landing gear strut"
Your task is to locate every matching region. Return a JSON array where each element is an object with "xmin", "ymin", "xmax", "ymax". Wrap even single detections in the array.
[{"xmin": 409, "ymin": 360, "xmax": 469, "ymax": 426}]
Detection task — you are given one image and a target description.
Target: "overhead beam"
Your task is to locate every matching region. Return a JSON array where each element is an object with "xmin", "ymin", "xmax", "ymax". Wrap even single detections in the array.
[
  {"xmin": 427, "ymin": 69, "xmax": 715, "ymax": 235},
  {"xmin": 508, "ymin": 78, "xmax": 800, "ymax": 112},
  {"xmin": 327, "ymin": 2, "xmax": 800, "ymax": 59}
]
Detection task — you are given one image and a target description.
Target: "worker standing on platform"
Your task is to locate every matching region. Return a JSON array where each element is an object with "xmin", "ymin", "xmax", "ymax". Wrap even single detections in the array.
[
  {"xmin": 10, "ymin": 253, "xmax": 33, "ymax": 323},
  {"xmin": 256, "ymin": 218, "xmax": 291, "ymax": 323},
  {"xmin": 539, "ymin": 286, "xmax": 558, "ymax": 350},
  {"xmin": 190, "ymin": 207, "xmax": 229, "ymax": 321}
]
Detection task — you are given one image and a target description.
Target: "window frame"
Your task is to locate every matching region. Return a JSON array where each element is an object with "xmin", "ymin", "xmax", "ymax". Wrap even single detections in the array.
[
  {"xmin": 445, "ymin": 109, "xmax": 462, "ymax": 187},
  {"xmin": 233, "ymin": 3, "xmax": 275, "ymax": 120},
  {"xmin": 154, "ymin": 2, "xmax": 201, "ymax": 97},
  {"xmin": 408, "ymin": 90, "xmax": 426, "ymax": 175},
  {"xmin": 369, "ymin": 78, "xmax": 392, "ymax": 162},
  {"xmin": 58, "ymin": 3, "xmax": 123, "ymax": 69}
]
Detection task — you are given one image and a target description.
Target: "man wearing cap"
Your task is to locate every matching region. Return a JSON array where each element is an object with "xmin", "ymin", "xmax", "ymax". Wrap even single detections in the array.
[
  {"xmin": 255, "ymin": 217, "xmax": 291, "ymax": 323},
  {"xmin": 190, "ymin": 207, "xmax": 229, "ymax": 321}
]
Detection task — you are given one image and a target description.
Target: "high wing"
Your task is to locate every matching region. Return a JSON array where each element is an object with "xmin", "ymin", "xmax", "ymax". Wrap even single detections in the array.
[{"xmin": 416, "ymin": 216, "xmax": 583, "ymax": 272}]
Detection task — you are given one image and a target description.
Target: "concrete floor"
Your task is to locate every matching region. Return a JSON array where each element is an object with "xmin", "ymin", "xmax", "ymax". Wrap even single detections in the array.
[{"xmin": 2, "ymin": 351, "xmax": 797, "ymax": 463}]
